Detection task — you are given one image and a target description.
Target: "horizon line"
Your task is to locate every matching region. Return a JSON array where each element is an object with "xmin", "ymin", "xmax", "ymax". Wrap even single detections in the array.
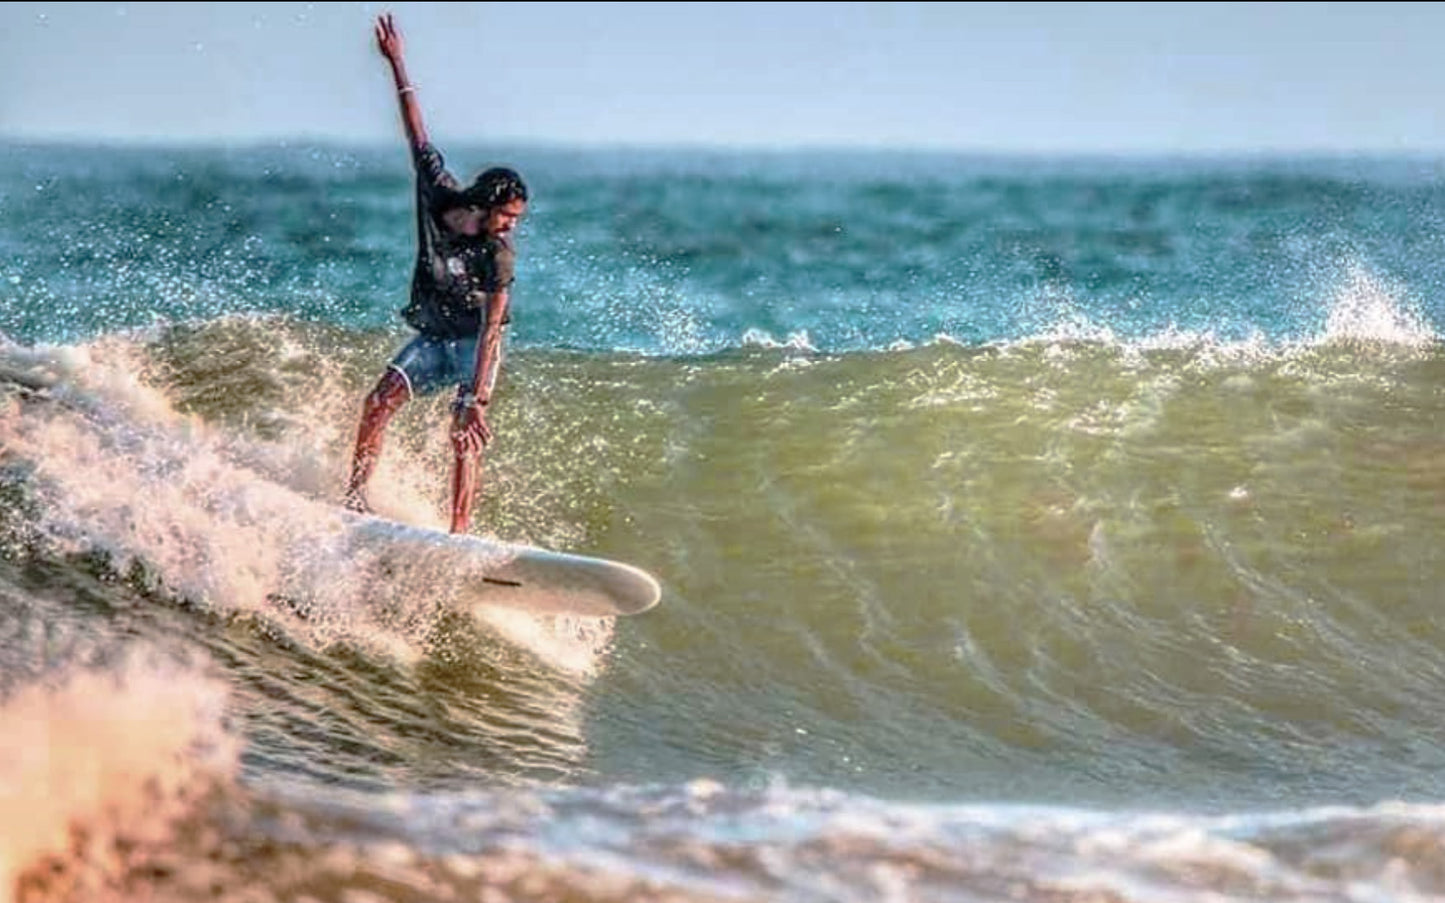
[{"xmin": 6, "ymin": 133, "xmax": 1445, "ymax": 161}]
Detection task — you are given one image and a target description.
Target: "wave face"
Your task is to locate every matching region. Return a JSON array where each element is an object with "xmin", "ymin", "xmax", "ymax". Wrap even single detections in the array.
[{"xmin": 5, "ymin": 143, "xmax": 1445, "ymax": 901}]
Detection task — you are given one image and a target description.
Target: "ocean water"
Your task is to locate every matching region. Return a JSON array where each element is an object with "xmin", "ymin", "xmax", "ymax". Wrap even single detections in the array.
[{"xmin": 4, "ymin": 141, "xmax": 1445, "ymax": 902}]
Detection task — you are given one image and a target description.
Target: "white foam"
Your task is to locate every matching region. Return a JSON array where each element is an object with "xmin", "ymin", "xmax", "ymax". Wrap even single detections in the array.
[
  {"xmin": 1321, "ymin": 262, "xmax": 1436, "ymax": 347},
  {"xmin": 0, "ymin": 649, "xmax": 238, "ymax": 901},
  {"xmin": 0, "ymin": 338, "xmax": 610, "ymax": 676}
]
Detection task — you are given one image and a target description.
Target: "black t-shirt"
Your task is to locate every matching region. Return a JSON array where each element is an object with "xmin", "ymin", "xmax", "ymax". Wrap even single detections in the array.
[{"xmin": 400, "ymin": 143, "xmax": 515, "ymax": 339}]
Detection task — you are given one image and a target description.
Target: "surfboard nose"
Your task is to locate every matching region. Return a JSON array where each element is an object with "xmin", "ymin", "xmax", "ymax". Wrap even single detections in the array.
[
  {"xmin": 605, "ymin": 561, "xmax": 663, "ymax": 615},
  {"xmin": 343, "ymin": 513, "xmax": 663, "ymax": 618},
  {"xmin": 499, "ymin": 553, "xmax": 662, "ymax": 617}
]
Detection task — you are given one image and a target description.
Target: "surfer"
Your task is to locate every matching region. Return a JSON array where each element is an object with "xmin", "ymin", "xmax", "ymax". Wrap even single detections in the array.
[{"xmin": 343, "ymin": 12, "xmax": 529, "ymax": 534}]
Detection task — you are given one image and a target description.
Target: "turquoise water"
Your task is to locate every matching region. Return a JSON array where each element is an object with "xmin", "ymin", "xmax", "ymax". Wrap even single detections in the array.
[
  {"xmin": 8, "ymin": 144, "xmax": 1445, "ymax": 349},
  {"xmin": 4, "ymin": 141, "xmax": 1445, "ymax": 901}
]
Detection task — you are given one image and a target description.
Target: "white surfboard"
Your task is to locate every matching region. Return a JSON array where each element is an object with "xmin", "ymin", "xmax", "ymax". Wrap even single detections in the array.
[
  {"xmin": 0, "ymin": 365, "xmax": 661, "ymax": 618},
  {"xmin": 337, "ymin": 512, "xmax": 662, "ymax": 618}
]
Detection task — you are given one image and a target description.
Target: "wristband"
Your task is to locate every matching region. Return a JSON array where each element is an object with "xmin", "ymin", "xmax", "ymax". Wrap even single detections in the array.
[{"xmin": 451, "ymin": 391, "xmax": 487, "ymax": 414}]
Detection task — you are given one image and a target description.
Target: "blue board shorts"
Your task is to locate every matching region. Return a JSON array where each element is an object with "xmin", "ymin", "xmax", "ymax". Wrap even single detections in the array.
[{"xmin": 387, "ymin": 333, "xmax": 503, "ymax": 400}]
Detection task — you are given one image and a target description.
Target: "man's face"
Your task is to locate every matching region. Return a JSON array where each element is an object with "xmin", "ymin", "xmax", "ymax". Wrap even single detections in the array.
[{"xmin": 483, "ymin": 198, "xmax": 528, "ymax": 238}]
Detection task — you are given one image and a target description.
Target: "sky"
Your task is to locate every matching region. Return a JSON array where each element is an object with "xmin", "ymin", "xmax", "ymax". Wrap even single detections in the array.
[{"xmin": 3, "ymin": 1, "xmax": 1445, "ymax": 154}]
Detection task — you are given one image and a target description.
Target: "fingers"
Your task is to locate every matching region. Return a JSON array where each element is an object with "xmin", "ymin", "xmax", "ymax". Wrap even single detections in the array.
[
  {"xmin": 374, "ymin": 13, "xmax": 399, "ymax": 47},
  {"xmin": 452, "ymin": 433, "xmax": 485, "ymax": 456},
  {"xmin": 449, "ymin": 427, "xmax": 471, "ymax": 456},
  {"xmin": 449, "ymin": 422, "xmax": 491, "ymax": 456}
]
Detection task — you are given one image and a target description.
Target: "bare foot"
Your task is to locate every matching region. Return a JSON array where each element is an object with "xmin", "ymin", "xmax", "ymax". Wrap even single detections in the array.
[{"xmin": 342, "ymin": 487, "xmax": 372, "ymax": 515}]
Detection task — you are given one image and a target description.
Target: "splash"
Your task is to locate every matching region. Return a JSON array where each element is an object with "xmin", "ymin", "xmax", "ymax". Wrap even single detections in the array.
[
  {"xmin": 0, "ymin": 335, "xmax": 612, "ymax": 676},
  {"xmin": 1, "ymin": 649, "xmax": 238, "ymax": 903},
  {"xmin": 1321, "ymin": 263, "xmax": 1436, "ymax": 347},
  {"xmin": 740, "ymin": 328, "xmax": 818, "ymax": 352}
]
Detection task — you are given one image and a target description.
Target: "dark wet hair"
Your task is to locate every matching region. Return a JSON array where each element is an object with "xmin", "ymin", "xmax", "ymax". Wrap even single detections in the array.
[{"xmin": 461, "ymin": 167, "xmax": 529, "ymax": 210}]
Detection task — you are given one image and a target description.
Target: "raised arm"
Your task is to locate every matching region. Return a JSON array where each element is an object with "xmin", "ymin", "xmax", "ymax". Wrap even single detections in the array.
[{"xmin": 375, "ymin": 13, "xmax": 429, "ymax": 152}]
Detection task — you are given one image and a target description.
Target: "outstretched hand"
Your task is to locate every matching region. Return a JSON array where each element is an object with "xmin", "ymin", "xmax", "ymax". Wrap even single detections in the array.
[{"xmin": 374, "ymin": 13, "xmax": 404, "ymax": 65}]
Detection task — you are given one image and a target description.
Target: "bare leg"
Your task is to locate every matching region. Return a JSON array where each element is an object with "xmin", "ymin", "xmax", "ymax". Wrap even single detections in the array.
[
  {"xmin": 449, "ymin": 447, "xmax": 483, "ymax": 534},
  {"xmin": 345, "ymin": 368, "xmax": 410, "ymax": 513}
]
